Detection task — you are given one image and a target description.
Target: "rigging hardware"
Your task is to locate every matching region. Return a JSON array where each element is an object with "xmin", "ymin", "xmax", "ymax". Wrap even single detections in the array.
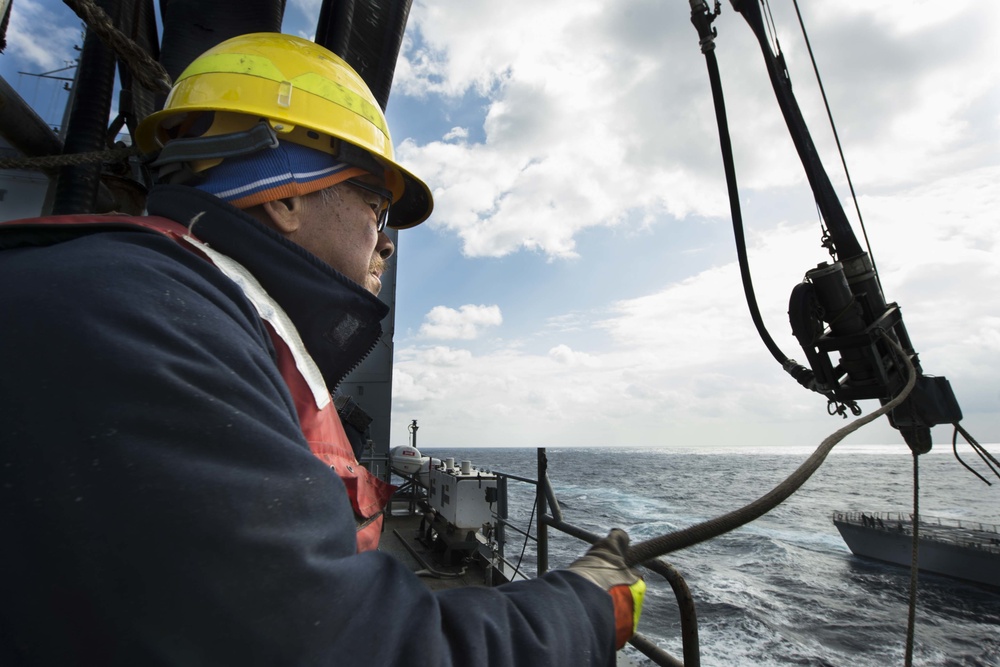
[{"xmin": 700, "ymin": 0, "xmax": 965, "ymax": 454}]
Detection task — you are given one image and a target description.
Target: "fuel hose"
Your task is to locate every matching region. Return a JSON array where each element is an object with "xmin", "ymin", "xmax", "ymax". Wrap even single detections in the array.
[{"xmin": 624, "ymin": 333, "xmax": 916, "ymax": 567}]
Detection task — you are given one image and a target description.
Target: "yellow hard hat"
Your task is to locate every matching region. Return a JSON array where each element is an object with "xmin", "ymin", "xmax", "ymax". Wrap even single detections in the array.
[{"xmin": 137, "ymin": 33, "xmax": 432, "ymax": 229}]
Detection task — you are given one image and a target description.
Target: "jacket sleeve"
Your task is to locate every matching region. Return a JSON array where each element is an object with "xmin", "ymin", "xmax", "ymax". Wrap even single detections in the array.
[{"xmin": 0, "ymin": 231, "xmax": 616, "ymax": 667}]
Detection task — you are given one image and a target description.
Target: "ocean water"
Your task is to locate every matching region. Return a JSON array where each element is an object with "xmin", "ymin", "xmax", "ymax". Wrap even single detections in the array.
[{"xmin": 423, "ymin": 445, "xmax": 1000, "ymax": 667}]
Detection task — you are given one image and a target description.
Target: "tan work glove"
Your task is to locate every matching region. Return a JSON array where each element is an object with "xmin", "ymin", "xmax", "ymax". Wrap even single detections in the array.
[{"xmin": 567, "ymin": 528, "xmax": 646, "ymax": 649}]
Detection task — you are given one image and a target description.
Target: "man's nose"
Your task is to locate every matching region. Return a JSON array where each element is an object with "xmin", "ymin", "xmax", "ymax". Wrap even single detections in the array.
[{"xmin": 377, "ymin": 231, "xmax": 394, "ymax": 259}]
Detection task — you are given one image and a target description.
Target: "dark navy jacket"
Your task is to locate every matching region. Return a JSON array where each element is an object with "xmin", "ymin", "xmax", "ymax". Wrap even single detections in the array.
[{"xmin": 0, "ymin": 186, "xmax": 615, "ymax": 666}]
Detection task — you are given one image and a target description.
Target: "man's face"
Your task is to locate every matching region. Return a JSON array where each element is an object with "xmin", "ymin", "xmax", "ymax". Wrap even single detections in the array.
[{"xmin": 289, "ymin": 179, "xmax": 394, "ymax": 296}]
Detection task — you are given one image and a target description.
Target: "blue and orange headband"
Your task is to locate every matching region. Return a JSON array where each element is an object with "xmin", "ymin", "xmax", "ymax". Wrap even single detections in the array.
[{"xmin": 192, "ymin": 141, "xmax": 366, "ymax": 209}]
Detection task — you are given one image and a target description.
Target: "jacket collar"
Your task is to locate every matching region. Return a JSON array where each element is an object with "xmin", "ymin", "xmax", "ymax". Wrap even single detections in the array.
[{"xmin": 146, "ymin": 185, "xmax": 390, "ymax": 390}]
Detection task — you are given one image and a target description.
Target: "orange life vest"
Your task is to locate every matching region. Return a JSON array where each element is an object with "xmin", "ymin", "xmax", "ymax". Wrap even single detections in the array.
[{"xmin": 3, "ymin": 213, "xmax": 394, "ymax": 551}]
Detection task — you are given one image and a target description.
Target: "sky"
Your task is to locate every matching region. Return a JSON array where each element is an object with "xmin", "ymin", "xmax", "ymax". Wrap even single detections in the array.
[{"xmin": 2, "ymin": 0, "xmax": 998, "ymax": 451}]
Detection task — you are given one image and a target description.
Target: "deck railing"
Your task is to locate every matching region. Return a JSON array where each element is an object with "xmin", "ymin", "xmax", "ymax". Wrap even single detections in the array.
[
  {"xmin": 833, "ymin": 510, "xmax": 1000, "ymax": 554},
  {"xmin": 483, "ymin": 448, "xmax": 697, "ymax": 667}
]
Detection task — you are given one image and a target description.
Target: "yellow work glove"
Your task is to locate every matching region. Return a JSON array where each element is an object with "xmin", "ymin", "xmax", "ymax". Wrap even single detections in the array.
[{"xmin": 567, "ymin": 528, "xmax": 646, "ymax": 649}]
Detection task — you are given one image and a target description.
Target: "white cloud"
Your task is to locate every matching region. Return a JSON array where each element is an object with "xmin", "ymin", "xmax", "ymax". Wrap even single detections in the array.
[
  {"xmin": 392, "ymin": 165, "xmax": 1000, "ymax": 447},
  {"xmin": 392, "ymin": 0, "xmax": 731, "ymax": 259},
  {"xmin": 238, "ymin": 0, "xmax": 1000, "ymax": 450},
  {"xmin": 442, "ymin": 127, "xmax": 468, "ymax": 142},
  {"xmin": 391, "ymin": 0, "xmax": 999, "ymax": 262},
  {"xmin": 548, "ymin": 344, "xmax": 599, "ymax": 367},
  {"xmin": 417, "ymin": 304, "xmax": 503, "ymax": 340},
  {"xmin": 379, "ymin": 0, "xmax": 999, "ymax": 448},
  {"xmin": 5, "ymin": 0, "xmax": 80, "ymax": 71},
  {"xmin": 421, "ymin": 346, "xmax": 474, "ymax": 366}
]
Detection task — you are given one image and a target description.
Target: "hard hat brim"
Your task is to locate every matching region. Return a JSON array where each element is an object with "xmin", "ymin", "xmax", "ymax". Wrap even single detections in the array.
[{"xmin": 391, "ymin": 166, "xmax": 433, "ymax": 229}]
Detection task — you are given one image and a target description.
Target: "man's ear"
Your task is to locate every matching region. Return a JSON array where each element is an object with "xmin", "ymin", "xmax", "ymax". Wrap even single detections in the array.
[{"xmin": 259, "ymin": 196, "xmax": 305, "ymax": 234}]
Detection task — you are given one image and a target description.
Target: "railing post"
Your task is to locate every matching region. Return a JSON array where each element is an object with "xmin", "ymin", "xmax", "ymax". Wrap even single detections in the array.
[
  {"xmin": 496, "ymin": 474, "xmax": 508, "ymax": 560},
  {"xmin": 537, "ymin": 448, "xmax": 548, "ymax": 575}
]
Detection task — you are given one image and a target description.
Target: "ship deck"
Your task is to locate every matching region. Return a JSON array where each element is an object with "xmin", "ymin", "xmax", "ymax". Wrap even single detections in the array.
[
  {"xmin": 833, "ymin": 511, "xmax": 1000, "ymax": 553},
  {"xmin": 380, "ymin": 500, "xmax": 647, "ymax": 666},
  {"xmin": 375, "ymin": 463, "xmax": 661, "ymax": 666},
  {"xmin": 380, "ymin": 498, "xmax": 501, "ymax": 591},
  {"xmin": 833, "ymin": 511, "xmax": 1000, "ymax": 588}
]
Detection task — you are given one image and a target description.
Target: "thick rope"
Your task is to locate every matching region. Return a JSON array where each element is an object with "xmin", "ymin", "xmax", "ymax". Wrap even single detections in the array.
[
  {"xmin": 0, "ymin": 145, "xmax": 143, "ymax": 170},
  {"xmin": 626, "ymin": 333, "xmax": 917, "ymax": 565},
  {"xmin": 904, "ymin": 453, "xmax": 920, "ymax": 666},
  {"xmin": 62, "ymin": 0, "xmax": 172, "ymax": 94}
]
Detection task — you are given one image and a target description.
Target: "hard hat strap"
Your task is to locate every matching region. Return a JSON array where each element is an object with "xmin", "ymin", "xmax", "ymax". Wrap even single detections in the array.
[{"xmin": 150, "ymin": 121, "xmax": 280, "ymax": 172}]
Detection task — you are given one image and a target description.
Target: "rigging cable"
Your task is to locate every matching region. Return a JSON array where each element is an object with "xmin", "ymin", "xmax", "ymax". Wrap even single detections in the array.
[
  {"xmin": 761, "ymin": 0, "xmax": 779, "ymax": 53},
  {"xmin": 952, "ymin": 424, "xmax": 1000, "ymax": 486},
  {"xmin": 510, "ymin": 492, "xmax": 538, "ymax": 581}
]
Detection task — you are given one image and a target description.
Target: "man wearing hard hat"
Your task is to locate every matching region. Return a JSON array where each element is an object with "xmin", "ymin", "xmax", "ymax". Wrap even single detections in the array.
[{"xmin": 0, "ymin": 33, "xmax": 642, "ymax": 665}]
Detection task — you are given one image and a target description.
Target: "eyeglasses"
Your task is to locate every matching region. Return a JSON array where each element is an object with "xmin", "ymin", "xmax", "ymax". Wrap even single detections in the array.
[{"xmin": 346, "ymin": 179, "xmax": 392, "ymax": 232}]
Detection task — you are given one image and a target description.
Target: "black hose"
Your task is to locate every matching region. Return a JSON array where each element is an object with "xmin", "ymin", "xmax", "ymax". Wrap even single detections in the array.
[
  {"xmin": 704, "ymin": 46, "xmax": 787, "ymax": 366},
  {"xmin": 732, "ymin": 0, "xmax": 861, "ymax": 259},
  {"xmin": 158, "ymin": 0, "xmax": 286, "ymax": 83},
  {"xmin": 691, "ymin": 2, "xmax": 820, "ymax": 392},
  {"xmin": 52, "ymin": 0, "xmax": 121, "ymax": 215},
  {"xmin": 315, "ymin": 0, "xmax": 413, "ymax": 112},
  {"xmin": 316, "ymin": 0, "xmax": 357, "ymax": 61}
]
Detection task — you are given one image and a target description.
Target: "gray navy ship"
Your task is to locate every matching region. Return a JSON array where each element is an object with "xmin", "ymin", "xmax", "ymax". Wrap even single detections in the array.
[{"xmin": 834, "ymin": 511, "xmax": 1000, "ymax": 589}]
